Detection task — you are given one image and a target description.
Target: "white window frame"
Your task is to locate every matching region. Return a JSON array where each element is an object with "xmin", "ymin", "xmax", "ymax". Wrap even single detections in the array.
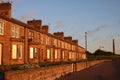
[
  {"xmin": 47, "ymin": 49, "xmax": 51, "ymax": 59},
  {"xmin": 54, "ymin": 39, "xmax": 57, "ymax": 47},
  {"xmin": 12, "ymin": 26, "xmax": 15, "ymax": 37},
  {"xmin": 62, "ymin": 51, "xmax": 65, "ymax": 59},
  {"xmin": 46, "ymin": 36, "xmax": 50, "ymax": 45},
  {"xmin": 29, "ymin": 47, "xmax": 37, "ymax": 59},
  {"xmin": 11, "ymin": 26, "xmax": 19, "ymax": 38},
  {"xmin": 15, "ymin": 27, "xmax": 19, "ymax": 38},
  {"xmin": 0, "ymin": 21, "xmax": 4, "ymax": 35},
  {"xmin": 12, "ymin": 44, "xmax": 22, "ymax": 59},
  {"xmin": 55, "ymin": 50, "xmax": 58, "ymax": 59},
  {"xmin": 69, "ymin": 52, "xmax": 72, "ymax": 59},
  {"xmin": 17, "ymin": 45, "xmax": 22, "ymax": 59},
  {"xmin": 29, "ymin": 31, "xmax": 34, "ymax": 40},
  {"xmin": 30, "ymin": 47, "xmax": 34, "ymax": 59},
  {"xmin": 38, "ymin": 34, "xmax": 41, "ymax": 43}
]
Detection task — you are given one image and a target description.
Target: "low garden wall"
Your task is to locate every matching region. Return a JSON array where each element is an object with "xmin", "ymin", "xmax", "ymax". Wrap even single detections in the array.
[{"xmin": 5, "ymin": 60, "xmax": 105, "ymax": 80}]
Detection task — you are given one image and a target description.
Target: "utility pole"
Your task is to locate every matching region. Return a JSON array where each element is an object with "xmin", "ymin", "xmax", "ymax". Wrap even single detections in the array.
[
  {"xmin": 85, "ymin": 32, "xmax": 88, "ymax": 51},
  {"xmin": 113, "ymin": 39, "xmax": 115, "ymax": 54},
  {"xmin": 85, "ymin": 32, "xmax": 88, "ymax": 68}
]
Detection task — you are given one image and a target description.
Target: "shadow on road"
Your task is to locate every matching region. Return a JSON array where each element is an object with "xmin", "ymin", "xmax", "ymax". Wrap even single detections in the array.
[
  {"xmin": 111, "ymin": 60, "xmax": 120, "ymax": 80},
  {"xmin": 96, "ymin": 75, "xmax": 106, "ymax": 80},
  {"xmin": 58, "ymin": 60, "xmax": 120, "ymax": 80}
]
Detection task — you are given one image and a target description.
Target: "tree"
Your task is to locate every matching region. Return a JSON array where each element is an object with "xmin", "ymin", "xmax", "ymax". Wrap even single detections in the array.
[{"xmin": 94, "ymin": 49, "xmax": 115, "ymax": 56}]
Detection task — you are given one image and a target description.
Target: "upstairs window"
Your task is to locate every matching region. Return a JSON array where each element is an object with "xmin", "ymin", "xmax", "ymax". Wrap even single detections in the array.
[
  {"xmin": 54, "ymin": 39, "xmax": 57, "ymax": 47},
  {"xmin": 46, "ymin": 36, "xmax": 50, "ymax": 45},
  {"xmin": 58, "ymin": 41, "xmax": 60, "ymax": 47},
  {"xmin": 29, "ymin": 31, "xmax": 34, "ymax": 40},
  {"xmin": 62, "ymin": 42, "xmax": 64, "ymax": 48},
  {"xmin": 11, "ymin": 26, "xmax": 19, "ymax": 38},
  {"xmin": 41, "ymin": 36, "xmax": 44, "ymax": 44},
  {"xmin": 0, "ymin": 22, "xmax": 4, "ymax": 35},
  {"xmin": 38, "ymin": 34, "xmax": 41, "ymax": 43}
]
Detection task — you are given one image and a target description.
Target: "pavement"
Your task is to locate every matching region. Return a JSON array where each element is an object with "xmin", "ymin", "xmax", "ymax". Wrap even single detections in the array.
[{"xmin": 58, "ymin": 60, "xmax": 120, "ymax": 80}]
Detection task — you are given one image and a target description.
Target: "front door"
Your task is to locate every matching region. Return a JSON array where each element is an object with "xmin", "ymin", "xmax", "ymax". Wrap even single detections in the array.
[{"xmin": 0, "ymin": 44, "xmax": 2, "ymax": 65}]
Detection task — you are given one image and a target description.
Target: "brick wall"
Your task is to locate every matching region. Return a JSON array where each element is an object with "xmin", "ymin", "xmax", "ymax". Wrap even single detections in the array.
[{"xmin": 5, "ymin": 60, "xmax": 105, "ymax": 80}]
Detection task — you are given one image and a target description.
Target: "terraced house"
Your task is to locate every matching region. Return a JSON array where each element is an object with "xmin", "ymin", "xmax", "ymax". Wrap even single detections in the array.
[{"xmin": 0, "ymin": 2, "xmax": 86, "ymax": 65}]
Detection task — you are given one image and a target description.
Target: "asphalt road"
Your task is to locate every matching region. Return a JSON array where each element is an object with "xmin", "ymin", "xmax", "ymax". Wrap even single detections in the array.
[{"xmin": 58, "ymin": 60, "xmax": 120, "ymax": 80}]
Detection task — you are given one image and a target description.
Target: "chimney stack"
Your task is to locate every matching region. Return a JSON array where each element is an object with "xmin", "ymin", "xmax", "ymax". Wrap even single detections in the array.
[
  {"xmin": 72, "ymin": 40, "xmax": 78, "ymax": 45},
  {"xmin": 27, "ymin": 19, "xmax": 42, "ymax": 31},
  {"xmin": 113, "ymin": 39, "xmax": 115, "ymax": 54},
  {"xmin": 42, "ymin": 25, "xmax": 49, "ymax": 33},
  {"xmin": 0, "ymin": 2, "xmax": 12, "ymax": 18},
  {"xmin": 54, "ymin": 32, "xmax": 64, "ymax": 40},
  {"xmin": 64, "ymin": 36, "xmax": 72, "ymax": 42}
]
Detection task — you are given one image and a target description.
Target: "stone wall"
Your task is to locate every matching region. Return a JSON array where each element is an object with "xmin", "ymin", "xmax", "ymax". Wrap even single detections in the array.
[{"xmin": 5, "ymin": 60, "xmax": 105, "ymax": 80}]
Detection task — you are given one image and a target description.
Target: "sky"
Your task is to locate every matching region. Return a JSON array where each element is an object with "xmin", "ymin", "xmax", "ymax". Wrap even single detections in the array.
[{"xmin": 2, "ymin": 0, "xmax": 120, "ymax": 54}]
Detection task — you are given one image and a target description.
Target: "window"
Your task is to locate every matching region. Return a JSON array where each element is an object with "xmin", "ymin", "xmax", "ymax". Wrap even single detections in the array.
[
  {"xmin": 29, "ymin": 31, "xmax": 34, "ymax": 40},
  {"xmin": 72, "ymin": 53, "xmax": 75, "ymax": 59},
  {"xmin": 0, "ymin": 22, "xmax": 4, "ymax": 35},
  {"xmin": 12, "ymin": 45, "xmax": 17, "ymax": 59},
  {"xmin": 15, "ymin": 27, "xmax": 19, "ymax": 38},
  {"xmin": 57, "ymin": 50, "xmax": 60, "ymax": 59},
  {"xmin": 65, "ymin": 43, "xmax": 67, "ymax": 49},
  {"xmin": 46, "ymin": 36, "xmax": 50, "ymax": 45},
  {"xmin": 29, "ymin": 47, "xmax": 38, "ymax": 59},
  {"xmin": 38, "ymin": 34, "xmax": 41, "ymax": 43},
  {"xmin": 12, "ymin": 44, "xmax": 22, "ymax": 59},
  {"xmin": 72, "ymin": 45, "xmax": 74, "ymax": 50},
  {"xmin": 69, "ymin": 52, "xmax": 72, "ymax": 59},
  {"xmin": 12, "ymin": 26, "xmax": 15, "ymax": 37},
  {"xmin": 41, "ymin": 37, "xmax": 43, "ymax": 44},
  {"xmin": 11, "ymin": 26, "xmax": 19, "ymax": 38},
  {"xmin": 55, "ymin": 50, "xmax": 58, "ymax": 59},
  {"xmin": 62, "ymin": 42, "xmax": 64, "ymax": 48},
  {"xmin": 54, "ymin": 39, "xmax": 57, "ymax": 47},
  {"xmin": 30, "ymin": 47, "xmax": 34, "ymax": 59},
  {"xmin": 58, "ymin": 41, "xmax": 60, "ymax": 47},
  {"xmin": 62, "ymin": 51, "xmax": 65, "ymax": 59},
  {"xmin": 47, "ymin": 49, "xmax": 50, "ymax": 59},
  {"xmin": 17, "ymin": 45, "xmax": 22, "ymax": 59}
]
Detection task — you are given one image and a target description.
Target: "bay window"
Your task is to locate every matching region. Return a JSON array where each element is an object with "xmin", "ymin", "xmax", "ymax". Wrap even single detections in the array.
[
  {"xmin": 47, "ymin": 49, "xmax": 50, "ymax": 59},
  {"xmin": 12, "ymin": 44, "xmax": 22, "ymax": 59},
  {"xmin": 30, "ymin": 47, "xmax": 38, "ymax": 59}
]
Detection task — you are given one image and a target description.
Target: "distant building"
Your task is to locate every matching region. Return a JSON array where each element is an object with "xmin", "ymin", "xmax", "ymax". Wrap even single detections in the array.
[{"xmin": 0, "ymin": 2, "xmax": 86, "ymax": 65}]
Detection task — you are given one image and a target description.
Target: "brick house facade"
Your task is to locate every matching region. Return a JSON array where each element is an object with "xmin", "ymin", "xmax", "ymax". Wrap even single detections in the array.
[{"xmin": 0, "ymin": 2, "xmax": 86, "ymax": 65}]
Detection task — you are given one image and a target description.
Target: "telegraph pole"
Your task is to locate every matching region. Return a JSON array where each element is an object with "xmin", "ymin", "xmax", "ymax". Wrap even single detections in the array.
[
  {"xmin": 85, "ymin": 32, "xmax": 88, "ymax": 51},
  {"xmin": 85, "ymin": 32, "xmax": 88, "ymax": 68}
]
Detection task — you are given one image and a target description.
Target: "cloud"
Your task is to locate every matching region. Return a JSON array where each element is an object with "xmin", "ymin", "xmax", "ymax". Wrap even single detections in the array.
[
  {"xmin": 20, "ymin": 10, "xmax": 36, "ymax": 21},
  {"xmin": 55, "ymin": 20, "xmax": 64, "ymax": 28},
  {"xmin": 0, "ymin": 0, "xmax": 21, "ymax": 3},
  {"xmin": 0, "ymin": 0, "xmax": 6, "ymax": 3},
  {"xmin": 12, "ymin": 0, "xmax": 21, "ymax": 3},
  {"xmin": 87, "ymin": 24, "xmax": 108, "ymax": 35}
]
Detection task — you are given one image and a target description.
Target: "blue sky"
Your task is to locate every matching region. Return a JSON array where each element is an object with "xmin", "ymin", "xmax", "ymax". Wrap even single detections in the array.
[{"xmin": 9, "ymin": 0, "xmax": 120, "ymax": 54}]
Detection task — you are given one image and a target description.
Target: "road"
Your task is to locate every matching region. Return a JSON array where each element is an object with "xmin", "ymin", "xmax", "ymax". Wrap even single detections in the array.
[{"xmin": 58, "ymin": 60, "xmax": 120, "ymax": 80}]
